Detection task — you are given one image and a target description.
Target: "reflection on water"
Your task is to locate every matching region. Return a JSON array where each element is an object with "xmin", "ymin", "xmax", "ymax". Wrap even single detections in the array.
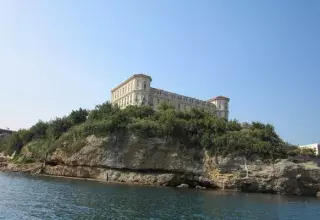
[{"xmin": 0, "ymin": 172, "xmax": 319, "ymax": 220}]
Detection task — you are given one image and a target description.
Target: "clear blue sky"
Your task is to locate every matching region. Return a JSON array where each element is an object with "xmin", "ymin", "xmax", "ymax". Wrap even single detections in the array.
[{"xmin": 0, "ymin": 0, "xmax": 319, "ymax": 145}]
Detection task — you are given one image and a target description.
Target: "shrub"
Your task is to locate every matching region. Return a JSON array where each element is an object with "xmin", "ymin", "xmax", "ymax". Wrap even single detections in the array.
[
  {"xmin": 128, "ymin": 119, "xmax": 161, "ymax": 137},
  {"xmin": 68, "ymin": 108, "xmax": 89, "ymax": 126},
  {"xmin": 46, "ymin": 117, "xmax": 72, "ymax": 139},
  {"xmin": 30, "ymin": 120, "xmax": 48, "ymax": 139},
  {"xmin": 0, "ymin": 100, "xmax": 290, "ymax": 163},
  {"xmin": 18, "ymin": 129, "xmax": 34, "ymax": 145}
]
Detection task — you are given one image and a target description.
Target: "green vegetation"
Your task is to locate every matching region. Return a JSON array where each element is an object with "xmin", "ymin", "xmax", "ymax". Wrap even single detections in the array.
[{"xmin": 0, "ymin": 102, "xmax": 295, "ymax": 170}]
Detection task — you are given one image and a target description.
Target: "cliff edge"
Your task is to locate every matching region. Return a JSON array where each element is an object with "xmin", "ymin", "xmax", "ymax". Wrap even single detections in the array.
[{"xmin": 1, "ymin": 135, "xmax": 320, "ymax": 197}]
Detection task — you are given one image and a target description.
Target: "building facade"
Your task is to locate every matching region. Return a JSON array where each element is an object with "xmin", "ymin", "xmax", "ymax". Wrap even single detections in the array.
[
  {"xmin": 0, "ymin": 128, "xmax": 13, "ymax": 139},
  {"xmin": 298, "ymin": 143, "xmax": 320, "ymax": 156},
  {"xmin": 110, "ymin": 74, "xmax": 230, "ymax": 119}
]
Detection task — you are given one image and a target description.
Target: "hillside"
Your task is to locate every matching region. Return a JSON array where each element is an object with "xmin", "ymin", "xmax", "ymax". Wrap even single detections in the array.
[{"xmin": 1, "ymin": 102, "xmax": 319, "ymax": 196}]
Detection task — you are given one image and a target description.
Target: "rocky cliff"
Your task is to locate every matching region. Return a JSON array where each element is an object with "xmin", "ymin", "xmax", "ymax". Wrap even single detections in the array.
[{"xmin": 1, "ymin": 135, "xmax": 320, "ymax": 197}]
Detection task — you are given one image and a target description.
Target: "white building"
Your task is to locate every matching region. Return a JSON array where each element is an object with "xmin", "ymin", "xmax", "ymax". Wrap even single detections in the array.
[
  {"xmin": 0, "ymin": 128, "xmax": 13, "ymax": 139},
  {"xmin": 110, "ymin": 73, "xmax": 230, "ymax": 120},
  {"xmin": 298, "ymin": 143, "xmax": 320, "ymax": 156}
]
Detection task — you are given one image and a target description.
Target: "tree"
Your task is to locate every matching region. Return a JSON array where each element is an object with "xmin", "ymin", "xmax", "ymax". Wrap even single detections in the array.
[
  {"xmin": 8, "ymin": 132, "xmax": 23, "ymax": 154},
  {"xmin": 227, "ymin": 119, "xmax": 242, "ymax": 131},
  {"xmin": 87, "ymin": 101, "xmax": 116, "ymax": 121},
  {"xmin": 46, "ymin": 117, "xmax": 72, "ymax": 139},
  {"xmin": 123, "ymin": 105, "xmax": 155, "ymax": 119},
  {"xmin": 299, "ymin": 148, "xmax": 316, "ymax": 157},
  {"xmin": 157, "ymin": 101, "xmax": 175, "ymax": 112},
  {"xmin": 68, "ymin": 108, "xmax": 89, "ymax": 126},
  {"xmin": 30, "ymin": 120, "xmax": 49, "ymax": 139},
  {"xmin": 18, "ymin": 129, "xmax": 34, "ymax": 145}
]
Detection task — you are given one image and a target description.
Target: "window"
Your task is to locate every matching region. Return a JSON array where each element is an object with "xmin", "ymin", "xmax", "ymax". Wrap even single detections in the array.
[
  {"xmin": 178, "ymin": 104, "xmax": 180, "ymax": 109},
  {"xmin": 137, "ymin": 80, "xmax": 140, "ymax": 89},
  {"xmin": 149, "ymin": 97, "xmax": 153, "ymax": 106},
  {"xmin": 157, "ymin": 98, "xmax": 160, "ymax": 104},
  {"xmin": 144, "ymin": 81, "xmax": 147, "ymax": 90}
]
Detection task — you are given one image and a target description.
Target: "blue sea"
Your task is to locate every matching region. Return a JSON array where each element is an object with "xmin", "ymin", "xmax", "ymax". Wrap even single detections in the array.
[{"xmin": 0, "ymin": 172, "xmax": 319, "ymax": 219}]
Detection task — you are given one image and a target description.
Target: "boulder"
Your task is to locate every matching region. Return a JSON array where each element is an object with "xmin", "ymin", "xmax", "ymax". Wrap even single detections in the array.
[
  {"xmin": 195, "ymin": 185, "xmax": 206, "ymax": 190},
  {"xmin": 177, "ymin": 183, "xmax": 189, "ymax": 188}
]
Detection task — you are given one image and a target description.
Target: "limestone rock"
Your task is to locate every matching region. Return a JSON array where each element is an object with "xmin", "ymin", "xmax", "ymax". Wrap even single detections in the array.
[
  {"xmin": 48, "ymin": 135, "xmax": 205, "ymax": 175},
  {"xmin": 3, "ymin": 134, "xmax": 320, "ymax": 197},
  {"xmin": 177, "ymin": 183, "xmax": 189, "ymax": 188}
]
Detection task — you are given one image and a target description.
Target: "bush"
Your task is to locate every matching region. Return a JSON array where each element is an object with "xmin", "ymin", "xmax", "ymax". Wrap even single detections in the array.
[
  {"xmin": 26, "ymin": 139, "xmax": 49, "ymax": 159},
  {"xmin": 10, "ymin": 155, "xmax": 35, "ymax": 164},
  {"xmin": 46, "ymin": 117, "xmax": 72, "ymax": 139},
  {"xmin": 8, "ymin": 132, "xmax": 23, "ymax": 154},
  {"xmin": 128, "ymin": 119, "xmax": 161, "ymax": 137},
  {"xmin": 30, "ymin": 120, "xmax": 49, "ymax": 139},
  {"xmin": 18, "ymin": 129, "xmax": 34, "ymax": 145},
  {"xmin": 0, "ymin": 99, "xmax": 290, "ymax": 163},
  {"xmin": 68, "ymin": 108, "xmax": 89, "ymax": 126}
]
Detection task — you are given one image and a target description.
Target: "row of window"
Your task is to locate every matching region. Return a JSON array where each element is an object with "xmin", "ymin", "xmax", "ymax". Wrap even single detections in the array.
[
  {"xmin": 150, "ymin": 88, "xmax": 215, "ymax": 107},
  {"xmin": 149, "ymin": 98, "xmax": 218, "ymax": 113},
  {"xmin": 114, "ymin": 80, "xmax": 148, "ymax": 100},
  {"xmin": 116, "ymin": 93, "xmax": 142, "ymax": 107},
  {"xmin": 114, "ymin": 81, "xmax": 134, "ymax": 100}
]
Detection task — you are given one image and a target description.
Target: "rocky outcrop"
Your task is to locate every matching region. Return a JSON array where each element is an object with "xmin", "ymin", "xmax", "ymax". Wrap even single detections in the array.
[
  {"xmin": 177, "ymin": 183, "xmax": 189, "ymax": 188},
  {"xmin": 0, "ymin": 162, "xmax": 43, "ymax": 174},
  {"xmin": 43, "ymin": 164, "xmax": 215, "ymax": 187},
  {"xmin": 211, "ymin": 159, "xmax": 320, "ymax": 196},
  {"xmin": 1, "ymin": 135, "xmax": 320, "ymax": 196},
  {"xmin": 0, "ymin": 162, "xmax": 215, "ymax": 188},
  {"xmin": 50, "ymin": 135, "xmax": 205, "ymax": 175}
]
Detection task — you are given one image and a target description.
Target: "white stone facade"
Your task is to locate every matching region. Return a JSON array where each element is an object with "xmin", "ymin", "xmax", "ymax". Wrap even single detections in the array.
[
  {"xmin": 111, "ymin": 74, "xmax": 230, "ymax": 120},
  {"xmin": 298, "ymin": 143, "xmax": 320, "ymax": 156}
]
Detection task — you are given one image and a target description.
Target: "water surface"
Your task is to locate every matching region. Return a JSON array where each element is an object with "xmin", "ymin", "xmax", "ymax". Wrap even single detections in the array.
[{"xmin": 0, "ymin": 172, "xmax": 319, "ymax": 219}]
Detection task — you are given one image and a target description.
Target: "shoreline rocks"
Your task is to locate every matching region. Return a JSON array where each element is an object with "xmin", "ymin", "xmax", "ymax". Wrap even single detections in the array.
[
  {"xmin": 1, "ymin": 160, "xmax": 320, "ymax": 197},
  {"xmin": 177, "ymin": 183, "xmax": 189, "ymax": 188},
  {"xmin": 1, "ymin": 135, "xmax": 320, "ymax": 197}
]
